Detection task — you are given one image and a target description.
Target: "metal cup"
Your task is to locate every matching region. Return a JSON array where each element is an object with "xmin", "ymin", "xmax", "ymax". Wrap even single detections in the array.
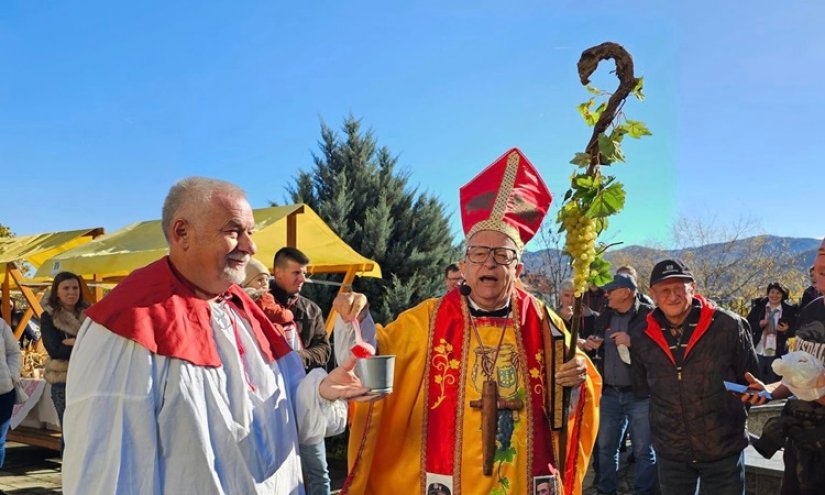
[{"xmin": 355, "ymin": 355, "xmax": 395, "ymax": 394}]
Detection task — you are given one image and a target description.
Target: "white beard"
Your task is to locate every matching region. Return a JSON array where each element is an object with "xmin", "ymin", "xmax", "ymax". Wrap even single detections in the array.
[{"xmin": 223, "ymin": 265, "xmax": 247, "ymax": 285}]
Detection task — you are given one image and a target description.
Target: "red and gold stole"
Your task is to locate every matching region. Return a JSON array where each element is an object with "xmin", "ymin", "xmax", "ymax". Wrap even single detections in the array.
[{"xmin": 421, "ymin": 288, "xmax": 557, "ymax": 492}]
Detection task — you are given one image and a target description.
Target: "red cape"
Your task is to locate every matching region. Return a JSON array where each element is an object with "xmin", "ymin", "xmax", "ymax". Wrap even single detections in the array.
[{"xmin": 85, "ymin": 257, "xmax": 292, "ymax": 367}]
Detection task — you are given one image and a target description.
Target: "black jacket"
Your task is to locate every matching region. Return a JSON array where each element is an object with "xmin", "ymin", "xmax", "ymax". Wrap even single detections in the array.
[
  {"xmin": 562, "ymin": 307, "xmax": 598, "ymax": 362},
  {"xmin": 593, "ymin": 299, "xmax": 652, "ymax": 397},
  {"xmin": 270, "ymin": 282, "xmax": 331, "ymax": 371},
  {"xmin": 746, "ymin": 298, "xmax": 798, "ymax": 356},
  {"xmin": 40, "ymin": 312, "xmax": 73, "ymax": 361},
  {"xmin": 631, "ymin": 295, "xmax": 758, "ymax": 463},
  {"xmin": 800, "ymin": 286, "xmax": 821, "ymax": 310},
  {"xmin": 582, "ymin": 287, "xmax": 607, "ymax": 314}
]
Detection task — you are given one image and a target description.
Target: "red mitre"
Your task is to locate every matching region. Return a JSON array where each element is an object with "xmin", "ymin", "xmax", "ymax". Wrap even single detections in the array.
[{"xmin": 459, "ymin": 148, "xmax": 552, "ymax": 250}]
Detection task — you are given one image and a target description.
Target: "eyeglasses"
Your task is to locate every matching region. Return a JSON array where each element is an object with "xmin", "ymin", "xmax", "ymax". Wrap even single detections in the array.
[{"xmin": 465, "ymin": 246, "xmax": 519, "ymax": 266}]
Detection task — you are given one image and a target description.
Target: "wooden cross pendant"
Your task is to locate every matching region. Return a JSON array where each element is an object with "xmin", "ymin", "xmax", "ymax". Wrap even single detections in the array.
[{"xmin": 469, "ymin": 379, "xmax": 524, "ymax": 475}]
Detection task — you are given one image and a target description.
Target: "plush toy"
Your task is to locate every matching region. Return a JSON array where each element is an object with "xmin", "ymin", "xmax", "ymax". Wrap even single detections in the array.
[{"xmin": 772, "ymin": 351, "xmax": 825, "ymax": 401}]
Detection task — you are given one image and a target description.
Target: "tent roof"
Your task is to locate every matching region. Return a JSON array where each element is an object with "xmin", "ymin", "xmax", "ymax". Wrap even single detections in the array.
[
  {"xmin": 35, "ymin": 204, "xmax": 380, "ymax": 280},
  {"xmin": 0, "ymin": 228, "xmax": 103, "ymax": 267}
]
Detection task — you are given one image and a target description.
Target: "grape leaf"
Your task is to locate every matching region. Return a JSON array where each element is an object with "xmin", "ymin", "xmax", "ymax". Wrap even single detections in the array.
[
  {"xmin": 576, "ymin": 99, "xmax": 595, "ymax": 125},
  {"xmin": 590, "ymin": 102, "xmax": 607, "ymax": 126},
  {"xmin": 494, "ymin": 446, "xmax": 516, "ymax": 463},
  {"xmin": 569, "ymin": 152, "xmax": 592, "ymax": 167},
  {"xmin": 590, "ymin": 267, "xmax": 613, "ymax": 286},
  {"xmin": 624, "ymin": 119, "xmax": 652, "ymax": 139},
  {"xmin": 598, "ymin": 133, "xmax": 625, "ymax": 164},
  {"xmin": 591, "ymin": 256, "xmax": 611, "ymax": 272},
  {"xmin": 586, "ymin": 183, "xmax": 626, "ymax": 218},
  {"xmin": 572, "ymin": 174, "xmax": 600, "ymax": 191},
  {"xmin": 633, "ymin": 77, "xmax": 645, "ymax": 101}
]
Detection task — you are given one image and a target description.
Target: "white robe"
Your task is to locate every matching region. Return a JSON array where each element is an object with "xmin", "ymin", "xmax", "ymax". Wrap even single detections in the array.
[{"xmin": 63, "ymin": 300, "xmax": 346, "ymax": 495}]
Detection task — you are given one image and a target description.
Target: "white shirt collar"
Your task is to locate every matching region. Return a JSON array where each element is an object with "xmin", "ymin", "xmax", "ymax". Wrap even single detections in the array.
[
  {"xmin": 765, "ymin": 301, "xmax": 782, "ymax": 315},
  {"xmin": 467, "ymin": 296, "xmax": 510, "ymax": 312}
]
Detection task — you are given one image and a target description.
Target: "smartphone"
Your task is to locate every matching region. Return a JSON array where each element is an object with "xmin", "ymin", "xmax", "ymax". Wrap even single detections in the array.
[{"xmin": 723, "ymin": 381, "xmax": 772, "ymax": 400}]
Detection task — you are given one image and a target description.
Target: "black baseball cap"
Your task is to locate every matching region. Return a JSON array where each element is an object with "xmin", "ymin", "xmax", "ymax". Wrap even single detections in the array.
[
  {"xmin": 601, "ymin": 273, "xmax": 637, "ymax": 292},
  {"xmin": 650, "ymin": 259, "xmax": 694, "ymax": 286}
]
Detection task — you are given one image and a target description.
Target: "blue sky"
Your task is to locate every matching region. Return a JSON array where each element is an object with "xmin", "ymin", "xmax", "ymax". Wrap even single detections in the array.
[{"xmin": 2, "ymin": 1, "xmax": 822, "ymax": 251}]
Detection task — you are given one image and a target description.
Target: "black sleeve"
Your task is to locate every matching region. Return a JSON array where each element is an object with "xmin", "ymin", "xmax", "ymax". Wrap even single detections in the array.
[
  {"xmin": 800, "ymin": 288, "xmax": 816, "ymax": 310},
  {"xmin": 745, "ymin": 304, "xmax": 762, "ymax": 340},
  {"xmin": 734, "ymin": 315, "xmax": 759, "ymax": 382},
  {"xmin": 297, "ymin": 301, "xmax": 331, "ymax": 370},
  {"xmin": 783, "ymin": 302, "xmax": 799, "ymax": 335},
  {"xmin": 629, "ymin": 334, "xmax": 649, "ymax": 398},
  {"xmin": 39, "ymin": 312, "xmax": 73, "ymax": 360},
  {"xmin": 580, "ymin": 314, "xmax": 597, "ymax": 339}
]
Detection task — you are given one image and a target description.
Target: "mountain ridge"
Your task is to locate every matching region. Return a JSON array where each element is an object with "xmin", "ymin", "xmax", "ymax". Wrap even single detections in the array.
[{"xmin": 523, "ymin": 235, "xmax": 819, "ymax": 276}]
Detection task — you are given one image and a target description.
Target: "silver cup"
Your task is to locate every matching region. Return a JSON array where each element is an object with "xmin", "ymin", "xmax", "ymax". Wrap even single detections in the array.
[{"xmin": 355, "ymin": 355, "xmax": 396, "ymax": 394}]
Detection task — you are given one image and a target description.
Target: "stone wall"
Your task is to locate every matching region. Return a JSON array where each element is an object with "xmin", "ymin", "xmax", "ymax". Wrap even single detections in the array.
[{"xmin": 745, "ymin": 401, "xmax": 785, "ymax": 495}]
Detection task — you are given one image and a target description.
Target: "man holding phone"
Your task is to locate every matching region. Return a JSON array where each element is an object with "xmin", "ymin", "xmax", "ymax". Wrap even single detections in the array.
[
  {"xmin": 630, "ymin": 259, "xmax": 757, "ymax": 495},
  {"xmin": 745, "ymin": 237, "xmax": 825, "ymax": 494}
]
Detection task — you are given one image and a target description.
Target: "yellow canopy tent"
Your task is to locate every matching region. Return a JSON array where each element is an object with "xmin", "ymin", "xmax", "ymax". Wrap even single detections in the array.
[
  {"xmin": 37, "ymin": 205, "xmax": 379, "ymax": 330},
  {"xmin": 36, "ymin": 204, "xmax": 380, "ymax": 281},
  {"xmin": 1, "ymin": 228, "xmax": 104, "ymax": 339}
]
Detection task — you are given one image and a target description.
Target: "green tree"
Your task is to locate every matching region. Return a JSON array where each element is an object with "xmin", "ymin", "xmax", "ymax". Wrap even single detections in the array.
[
  {"xmin": 0, "ymin": 223, "xmax": 12, "ymax": 238},
  {"xmin": 285, "ymin": 116, "xmax": 460, "ymax": 323}
]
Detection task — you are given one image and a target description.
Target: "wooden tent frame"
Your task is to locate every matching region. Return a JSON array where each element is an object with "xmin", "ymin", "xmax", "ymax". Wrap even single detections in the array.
[
  {"xmin": 2, "ymin": 228, "xmax": 104, "ymax": 451},
  {"xmin": 1, "ymin": 228, "xmax": 104, "ymax": 340}
]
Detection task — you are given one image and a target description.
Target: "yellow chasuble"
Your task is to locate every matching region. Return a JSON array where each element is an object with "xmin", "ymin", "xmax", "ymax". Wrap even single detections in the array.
[
  {"xmin": 458, "ymin": 312, "xmax": 530, "ymax": 492},
  {"xmin": 342, "ymin": 290, "xmax": 601, "ymax": 495}
]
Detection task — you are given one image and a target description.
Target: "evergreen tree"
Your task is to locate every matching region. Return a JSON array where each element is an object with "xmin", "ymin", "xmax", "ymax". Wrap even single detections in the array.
[{"xmin": 286, "ymin": 116, "xmax": 459, "ymax": 323}]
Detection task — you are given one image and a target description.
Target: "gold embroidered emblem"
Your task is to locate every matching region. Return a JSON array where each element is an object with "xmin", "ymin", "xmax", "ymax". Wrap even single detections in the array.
[
  {"xmin": 471, "ymin": 343, "xmax": 520, "ymax": 401},
  {"xmin": 431, "ymin": 338, "xmax": 460, "ymax": 410},
  {"xmin": 530, "ymin": 351, "xmax": 545, "ymax": 398}
]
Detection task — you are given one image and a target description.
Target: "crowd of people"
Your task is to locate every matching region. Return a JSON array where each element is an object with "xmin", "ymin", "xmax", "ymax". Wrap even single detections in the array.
[
  {"xmin": 556, "ymin": 258, "xmax": 824, "ymax": 495},
  {"xmin": 0, "ymin": 148, "xmax": 823, "ymax": 495}
]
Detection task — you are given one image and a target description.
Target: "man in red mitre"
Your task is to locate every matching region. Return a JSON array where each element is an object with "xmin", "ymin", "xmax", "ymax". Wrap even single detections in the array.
[{"xmin": 331, "ymin": 149, "xmax": 601, "ymax": 494}]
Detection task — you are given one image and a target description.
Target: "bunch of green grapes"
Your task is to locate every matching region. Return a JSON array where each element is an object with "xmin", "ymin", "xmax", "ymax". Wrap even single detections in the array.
[{"xmin": 563, "ymin": 203, "xmax": 597, "ymax": 296}]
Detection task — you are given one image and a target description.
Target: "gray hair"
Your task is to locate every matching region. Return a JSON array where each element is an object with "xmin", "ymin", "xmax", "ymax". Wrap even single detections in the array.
[
  {"xmin": 560, "ymin": 278, "xmax": 575, "ymax": 292},
  {"xmin": 161, "ymin": 177, "xmax": 247, "ymax": 242},
  {"xmin": 616, "ymin": 265, "xmax": 638, "ymax": 279}
]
